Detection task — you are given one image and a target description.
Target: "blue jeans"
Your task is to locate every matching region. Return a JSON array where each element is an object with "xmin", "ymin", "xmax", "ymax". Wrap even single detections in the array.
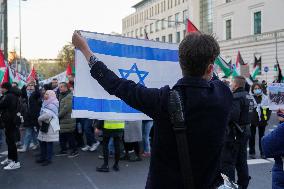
[
  {"xmin": 40, "ymin": 141, "xmax": 53, "ymax": 161},
  {"xmin": 0, "ymin": 129, "xmax": 3, "ymax": 149},
  {"xmin": 79, "ymin": 118, "xmax": 97, "ymax": 146},
  {"xmin": 108, "ymin": 138, "xmax": 114, "ymax": 154},
  {"xmin": 23, "ymin": 127, "xmax": 38, "ymax": 148},
  {"xmin": 142, "ymin": 120, "xmax": 153, "ymax": 153}
]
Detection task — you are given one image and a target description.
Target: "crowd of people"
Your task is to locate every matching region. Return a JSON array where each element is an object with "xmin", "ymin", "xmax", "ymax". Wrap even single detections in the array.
[
  {"xmin": 0, "ymin": 31, "xmax": 283, "ymax": 189},
  {"xmin": 0, "ymin": 75, "xmax": 154, "ymax": 171}
]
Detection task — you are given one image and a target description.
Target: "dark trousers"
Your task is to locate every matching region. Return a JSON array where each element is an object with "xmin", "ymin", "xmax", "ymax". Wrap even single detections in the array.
[
  {"xmin": 74, "ymin": 127, "xmax": 84, "ymax": 148},
  {"xmin": 249, "ymin": 124, "xmax": 265, "ymax": 155},
  {"xmin": 221, "ymin": 135, "xmax": 250, "ymax": 188},
  {"xmin": 40, "ymin": 141, "xmax": 53, "ymax": 161},
  {"xmin": 5, "ymin": 125, "xmax": 18, "ymax": 162},
  {"xmin": 102, "ymin": 135, "xmax": 121, "ymax": 165},
  {"xmin": 59, "ymin": 132, "xmax": 77, "ymax": 152},
  {"xmin": 123, "ymin": 141, "xmax": 140, "ymax": 157}
]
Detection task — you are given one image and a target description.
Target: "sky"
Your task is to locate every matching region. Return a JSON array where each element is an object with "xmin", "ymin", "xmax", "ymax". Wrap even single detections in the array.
[{"xmin": 8, "ymin": 0, "xmax": 140, "ymax": 59}]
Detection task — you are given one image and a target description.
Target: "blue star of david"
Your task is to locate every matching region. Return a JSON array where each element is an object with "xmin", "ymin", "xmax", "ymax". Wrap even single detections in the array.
[{"xmin": 119, "ymin": 63, "xmax": 149, "ymax": 86}]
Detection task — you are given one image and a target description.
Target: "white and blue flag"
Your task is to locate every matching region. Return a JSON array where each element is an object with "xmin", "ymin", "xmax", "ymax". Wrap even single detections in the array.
[{"xmin": 73, "ymin": 31, "xmax": 181, "ymax": 120}]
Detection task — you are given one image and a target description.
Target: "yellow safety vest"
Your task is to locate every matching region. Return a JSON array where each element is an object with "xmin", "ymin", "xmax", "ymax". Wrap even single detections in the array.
[
  {"xmin": 263, "ymin": 108, "xmax": 268, "ymax": 121},
  {"xmin": 104, "ymin": 121, "xmax": 125, "ymax": 130}
]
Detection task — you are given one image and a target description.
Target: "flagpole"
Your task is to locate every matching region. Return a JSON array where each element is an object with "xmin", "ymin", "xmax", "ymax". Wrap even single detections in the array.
[{"xmin": 275, "ymin": 31, "xmax": 278, "ymax": 61}]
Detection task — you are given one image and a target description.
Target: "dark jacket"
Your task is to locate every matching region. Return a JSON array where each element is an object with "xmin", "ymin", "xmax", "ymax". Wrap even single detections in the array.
[
  {"xmin": 21, "ymin": 85, "xmax": 42, "ymax": 128},
  {"xmin": 262, "ymin": 123, "xmax": 284, "ymax": 189},
  {"xmin": 90, "ymin": 61, "xmax": 233, "ymax": 189},
  {"xmin": 225, "ymin": 88, "xmax": 250, "ymax": 142},
  {"xmin": 58, "ymin": 91, "xmax": 76, "ymax": 133},
  {"xmin": 0, "ymin": 87, "xmax": 21, "ymax": 127}
]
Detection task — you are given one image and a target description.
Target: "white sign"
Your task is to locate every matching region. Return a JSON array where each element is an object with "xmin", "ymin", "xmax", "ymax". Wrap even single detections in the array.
[
  {"xmin": 268, "ymin": 83, "xmax": 284, "ymax": 110},
  {"xmin": 40, "ymin": 71, "xmax": 66, "ymax": 85}
]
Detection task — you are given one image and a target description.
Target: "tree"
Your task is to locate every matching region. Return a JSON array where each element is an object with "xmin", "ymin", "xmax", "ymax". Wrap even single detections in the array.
[{"xmin": 57, "ymin": 43, "xmax": 75, "ymax": 68}]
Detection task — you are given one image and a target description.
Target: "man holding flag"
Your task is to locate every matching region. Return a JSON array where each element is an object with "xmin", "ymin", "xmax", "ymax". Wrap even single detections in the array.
[{"xmin": 72, "ymin": 31, "xmax": 232, "ymax": 189}]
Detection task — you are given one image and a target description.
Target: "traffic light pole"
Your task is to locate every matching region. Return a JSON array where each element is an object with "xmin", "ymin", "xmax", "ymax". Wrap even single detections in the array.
[{"xmin": 3, "ymin": 0, "xmax": 8, "ymax": 59}]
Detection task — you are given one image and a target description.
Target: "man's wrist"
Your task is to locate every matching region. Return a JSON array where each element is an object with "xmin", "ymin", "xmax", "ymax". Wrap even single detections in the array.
[{"xmin": 88, "ymin": 54, "xmax": 99, "ymax": 69}]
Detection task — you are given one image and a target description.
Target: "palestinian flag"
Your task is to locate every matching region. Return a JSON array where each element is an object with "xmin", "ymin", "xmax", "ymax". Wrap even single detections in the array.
[
  {"xmin": 214, "ymin": 56, "xmax": 232, "ymax": 77},
  {"xmin": 276, "ymin": 58, "xmax": 283, "ymax": 83},
  {"xmin": 66, "ymin": 63, "xmax": 72, "ymax": 76},
  {"xmin": 13, "ymin": 70, "xmax": 26, "ymax": 88},
  {"xmin": 0, "ymin": 50, "xmax": 6, "ymax": 81},
  {"xmin": 250, "ymin": 56, "xmax": 261, "ymax": 80},
  {"xmin": 27, "ymin": 66, "xmax": 37, "ymax": 82},
  {"xmin": 186, "ymin": 19, "xmax": 199, "ymax": 33}
]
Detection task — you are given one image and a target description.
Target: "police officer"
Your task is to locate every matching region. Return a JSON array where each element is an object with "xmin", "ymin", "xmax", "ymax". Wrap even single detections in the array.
[{"xmin": 221, "ymin": 76, "xmax": 251, "ymax": 189}]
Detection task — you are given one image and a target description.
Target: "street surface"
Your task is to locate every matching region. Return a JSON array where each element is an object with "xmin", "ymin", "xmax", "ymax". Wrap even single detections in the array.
[{"xmin": 0, "ymin": 113, "xmax": 278, "ymax": 189}]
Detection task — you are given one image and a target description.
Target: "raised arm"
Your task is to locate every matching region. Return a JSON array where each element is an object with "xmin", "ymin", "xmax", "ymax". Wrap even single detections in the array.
[{"xmin": 72, "ymin": 31, "xmax": 169, "ymax": 120}]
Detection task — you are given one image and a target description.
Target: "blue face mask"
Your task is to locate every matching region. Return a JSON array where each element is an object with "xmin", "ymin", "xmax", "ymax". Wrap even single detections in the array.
[
  {"xmin": 254, "ymin": 89, "xmax": 262, "ymax": 95},
  {"xmin": 26, "ymin": 90, "xmax": 34, "ymax": 97}
]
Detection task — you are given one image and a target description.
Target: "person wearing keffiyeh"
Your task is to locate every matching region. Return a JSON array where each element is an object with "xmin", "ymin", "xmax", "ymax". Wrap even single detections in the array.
[{"xmin": 37, "ymin": 90, "xmax": 59, "ymax": 166}]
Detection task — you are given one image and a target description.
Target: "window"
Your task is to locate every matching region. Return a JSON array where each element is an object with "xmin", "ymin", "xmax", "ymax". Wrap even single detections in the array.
[
  {"xmin": 150, "ymin": 23, "xmax": 154, "ymax": 33},
  {"xmin": 225, "ymin": 19, "xmax": 231, "ymax": 40},
  {"xmin": 183, "ymin": 10, "xmax": 188, "ymax": 24},
  {"xmin": 156, "ymin": 21, "xmax": 160, "ymax": 32},
  {"xmin": 168, "ymin": 16, "xmax": 173, "ymax": 27},
  {"xmin": 168, "ymin": 34, "xmax": 173, "ymax": 43},
  {"xmin": 161, "ymin": 18, "xmax": 166, "ymax": 30},
  {"xmin": 175, "ymin": 13, "xmax": 180, "ymax": 25},
  {"xmin": 162, "ymin": 36, "xmax": 166, "ymax": 42},
  {"xmin": 226, "ymin": 0, "xmax": 232, "ymax": 3},
  {"xmin": 176, "ymin": 32, "xmax": 181, "ymax": 43},
  {"xmin": 156, "ymin": 37, "xmax": 160, "ymax": 41},
  {"xmin": 145, "ymin": 25, "xmax": 149, "ymax": 35},
  {"xmin": 135, "ymin": 29, "xmax": 139, "ymax": 38},
  {"xmin": 140, "ymin": 27, "xmax": 143, "ymax": 37},
  {"xmin": 254, "ymin": 11, "xmax": 261, "ymax": 34}
]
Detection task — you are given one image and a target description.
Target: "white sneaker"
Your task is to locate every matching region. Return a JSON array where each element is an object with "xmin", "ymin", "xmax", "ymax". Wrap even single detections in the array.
[
  {"xmin": 81, "ymin": 145, "xmax": 91, "ymax": 151},
  {"xmin": 31, "ymin": 144, "xmax": 38, "ymax": 150},
  {"xmin": 29, "ymin": 143, "xmax": 35, "ymax": 148},
  {"xmin": 18, "ymin": 145, "xmax": 27, "ymax": 152},
  {"xmin": 3, "ymin": 161, "xmax": 21, "ymax": 170},
  {"xmin": 1, "ymin": 158, "xmax": 12, "ymax": 165},
  {"xmin": 89, "ymin": 141, "xmax": 100, "ymax": 152}
]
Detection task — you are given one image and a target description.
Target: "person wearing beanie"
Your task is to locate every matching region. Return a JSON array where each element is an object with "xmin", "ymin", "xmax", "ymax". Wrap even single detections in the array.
[{"xmin": 0, "ymin": 82, "xmax": 22, "ymax": 170}]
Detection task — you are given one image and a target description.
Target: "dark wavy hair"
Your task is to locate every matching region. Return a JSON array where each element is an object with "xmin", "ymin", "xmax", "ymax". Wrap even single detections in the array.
[
  {"xmin": 251, "ymin": 83, "xmax": 263, "ymax": 94},
  {"xmin": 179, "ymin": 32, "xmax": 220, "ymax": 77}
]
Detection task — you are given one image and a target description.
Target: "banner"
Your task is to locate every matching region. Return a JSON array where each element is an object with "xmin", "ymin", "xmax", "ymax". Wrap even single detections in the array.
[
  {"xmin": 40, "ymin": 71, "xmax": 66, "ymax": 85},
  {"xmin": 73, "ymin": 31, "xmax": 180, "ymax": 120},
  {"xmin": 268, "ymin": 83, "xmax": 284, "ymax": 110}
]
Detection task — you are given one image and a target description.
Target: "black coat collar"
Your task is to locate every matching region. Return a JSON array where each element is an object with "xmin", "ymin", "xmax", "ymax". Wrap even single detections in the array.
[{"xmin": 173, "ymin": 76, "xmax": 211, "ymax": 89}]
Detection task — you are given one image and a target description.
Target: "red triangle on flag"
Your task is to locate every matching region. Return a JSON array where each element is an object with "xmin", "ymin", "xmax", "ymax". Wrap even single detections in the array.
[
  {"xmin": 66, "ymin": 63, "xmax": 72, "ymax": 76},
  {"xmin": 27, "ymin": 66, "xmax": 37, "ymax": 82},
  {"xmin": 186, "ymin": 19, "xmax": 199, "ymax": 33},
  {"xmin": 1, "ymin": 68, "xmax": 9, "ymax": 84},
  {"xmin": 236, "ymin": 51, "xmax": 246, "ymax": 67},
  {"xmin": 0, "ymin": 50, "xmax": 6, "ymax": 68}
]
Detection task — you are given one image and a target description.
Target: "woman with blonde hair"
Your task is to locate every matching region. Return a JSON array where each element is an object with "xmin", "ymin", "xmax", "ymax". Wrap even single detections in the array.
[{"xmin": 37, "ymin": 90, "xmax": 60, "ymax": 166}]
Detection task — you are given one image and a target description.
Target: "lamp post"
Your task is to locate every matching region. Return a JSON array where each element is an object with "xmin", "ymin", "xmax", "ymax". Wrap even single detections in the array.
[{"xmin": 18, "ymin": 0, "xmax": 27, "ymax": 71}]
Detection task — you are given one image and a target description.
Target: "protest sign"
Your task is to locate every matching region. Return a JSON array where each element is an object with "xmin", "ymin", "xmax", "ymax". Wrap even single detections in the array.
[{"xmin": 268, "ymin": 83, "xmax": 284, "ymax": 110}]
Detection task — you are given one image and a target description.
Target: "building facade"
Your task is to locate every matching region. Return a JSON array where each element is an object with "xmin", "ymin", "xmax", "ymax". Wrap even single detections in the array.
[
  {"xmin": 0, "ymin": 0, "xmax": 4, "ymax": 51},
  {"xmin": 122, "ymin": 0, "xmax": 284, "ymax": 82},
  {"xmin": 215, "ymin": 0, "xmax": 284, "ymax": 82},
  {"xmin": 122, "ymin": 0, "xmax": 192, "ymax": 43}
]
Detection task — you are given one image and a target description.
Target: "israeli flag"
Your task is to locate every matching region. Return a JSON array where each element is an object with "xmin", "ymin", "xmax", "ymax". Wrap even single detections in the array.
[{"xmin": 73, "ymin": 31, "xmax": 181, "ymax": 120}]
